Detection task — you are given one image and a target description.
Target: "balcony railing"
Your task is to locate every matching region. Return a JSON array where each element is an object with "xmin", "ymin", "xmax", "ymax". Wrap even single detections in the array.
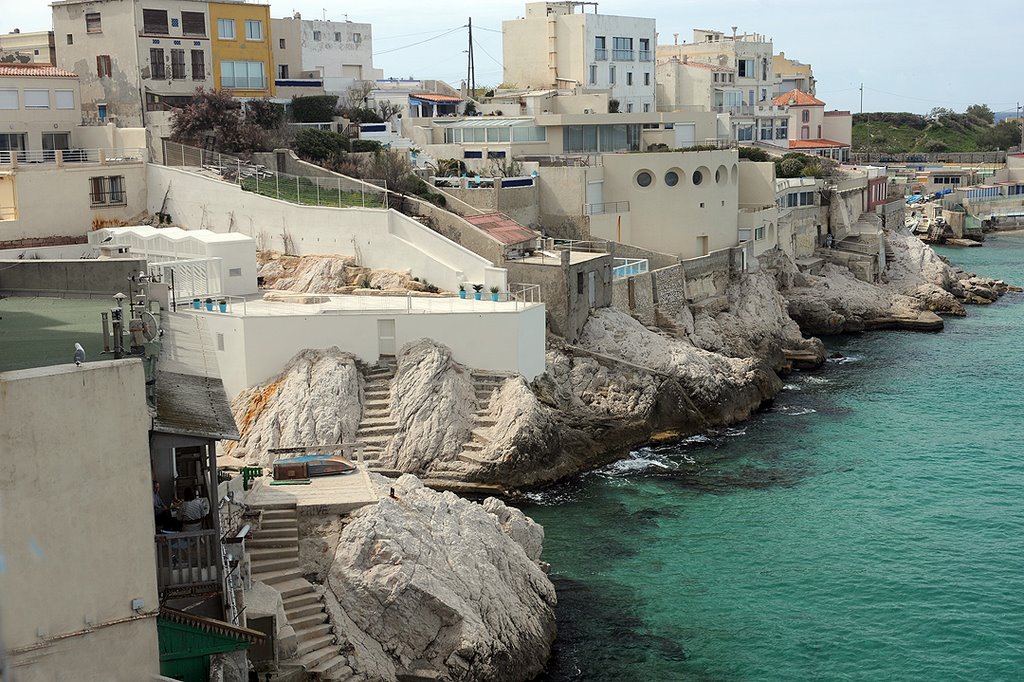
[
  {"xmin": 612, "ymin": 49, "xmax": 634, "ymax": 61},
  {"xmin": 638, "ymin": 50, "xmax": 652, "ymax": 62},
  {"xmin": 583, "ymin": 200, "xmax": 629, "ymax": 215},
  {"xmin": 594, "ymin": 48, "xmax": 608, "ymax": 61},
  {"xmin": 613, "ymin": 257, "xmax": 649, "ymax": 278},
  {"xmin": 0, "ymin": 148, "xmax": 146, "ymax": 167},
  {"xmin": 155, "ymin": 529, "xmax": 222, "ymax": 599}
]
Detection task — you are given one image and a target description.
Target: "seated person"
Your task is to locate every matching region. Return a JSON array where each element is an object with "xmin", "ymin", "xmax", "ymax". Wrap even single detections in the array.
[
  {"xmin": 153, "ymin": 481, "xmax": 180, "ymax": 531},
  {"xmin": 176, "ymin": 487, "xmax": 210, "ymax": 532}
]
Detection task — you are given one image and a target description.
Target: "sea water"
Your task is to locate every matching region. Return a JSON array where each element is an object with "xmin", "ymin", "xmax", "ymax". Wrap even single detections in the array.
[{"xmin": 524, "ymin": 234, "xmax": 1024, "ymax": 681}]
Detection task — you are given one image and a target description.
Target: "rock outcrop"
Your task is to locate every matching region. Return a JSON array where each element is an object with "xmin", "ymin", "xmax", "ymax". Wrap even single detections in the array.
[
  {"xmin": 324, "ymin": 474, "xmax": 556, "ymax": 682},
  {"xmin": 258, "ymin": 252, "xmax": 440, "ymax": 294}
]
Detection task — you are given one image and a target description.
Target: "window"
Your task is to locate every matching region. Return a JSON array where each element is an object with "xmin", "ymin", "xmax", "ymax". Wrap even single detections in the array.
[
  {"xmin": 802, "ymin": 109, "xmax": 810, "ymax": 123},
  {"xmin": 334, "ymin": 32, "xmax": 342, "ymax": 41},
  {"xmin": 279, "ymin": 38, "xmax": 286, "ymax": 49},
  {"xmin": 66, "ymin": 33, "xmax": 73, "ymax": 45},
  {"xmin": 636, "ymin": 171, "xmax": 653, "ymax": 187},
  {"xmin": 588, "ymin": 64, "xmax": 597, "ymax": 85},
  {"xmin": 42, "ymin": 132, "xmax": 70, "ymax": 161},
  {"xmin": 143, "ymin": 9, "xmax": 169, "ymax": 35},
  {"xmin": 692, "ymin": 169, "xmax": 703, "ymax": 185},
  {"xmin": 278, "ymin": 64, "xmax": 289, "ymax": 79},
  {"xmin": 609, "ymin": 65, "xmax": 615, "ymax": 85},
  {"xmin": 737, "ymin": 125, "xmax": 753, "ymax": 141},
  {"xmin": 24, "ymin": 90, "xmax": 49, "ymax": 109},
  {"xmin": 217, "ymin": 333, "xmax": 225, "ymax": 351},
  {"xmin": 737, "ymin": 59, "xmax": 754, "ymax": 77},
  {"xmin": 97, "ymin": 55, "xmax": 112, "ymax": 78},
  {"xmin": 644, "ymin": 72, "xmax": 650, "ymax": 86},
  {"xmin": 86, "ymin": 12, "xmax": 102, "ymax": 34},
  {"xmin": 245, "ymin": 20, "xmax": 262, "ymax": 40},
  {"xmin": 221, "ymin": 60, "xmax": 266, "ymax": 89},
  {"xmin": 171, "ymin": 49, "xmax": 186, "ymax": 79},
  {"xmin": 217, "ymin": 18, "xmax": 235, "ymax": 39},
  {"xmin": 626, "ymin": 72, "xmax": 633, "ymax": 86},
  {"xmin": 150, "ymin": 48, "xmax": 165, "ymax": 80},
  {"xmin": 639, "ymin": 37, "xmax": 651, "ymax": 61},
  {"xmin": 181, "ymin": 11, "xmax": 206, "ymax": 37},
  {"xmin": 776, "ymin": 119, "xmax": 788, "ymax": 140},
  {"xmin": 0, "ymin": 90, "xmax": 16, "ymax": 110},
  {"xmin": 787, "ymin": 193, "xmax": 798, "ymax": 208},
  {"xmin": 626, "ymin": 102, "xmax": 633, "ymax": 112},
  {"xmin": 665, "ymin": 170, "xmax": 679, "ymax": 186},
  {"xmin": 760, "ymin": 88, "xmax": 767, "ymax": 101},
  {"xmin": 754, "ymin": 226, "xmax": 765, "ymax": 240},
  {"xmin": 229, "ymin": 268, "xmax": 242, "ymax": 277},
  {"xmin": 612, "ymin": 37, "xmax": 633, "ymax": 60},
  {"xmin": 191, "ymin": 50, "xmax": 205, "ymax": 80},
  {"xmin": 90, "ymin": 176, "xmax": 126, "ymax": 206},
  {"xmin": 352, "ymin": 32, "xmax": 361, "ymax": 43},
  {"xmin": 643, "ymin": 103, "xmax": 650, "ymax": 112},
  {"xmin": 800, "ymin": 191, "xmax": 814, "ymax": 206},
  {"xmin": 55, "ymin": 90, "xmax": 75, "ymax": 109},
  {"xmin": 801, "ymin": 125, "xmax": 809, "ymax": 139},
  {"xmin": 312, "ymin": 30, "xmax": 322, "ymax": 41}
]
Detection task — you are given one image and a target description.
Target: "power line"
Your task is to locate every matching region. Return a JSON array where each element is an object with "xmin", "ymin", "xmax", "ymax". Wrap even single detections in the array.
[
  {"xmin": 374, "ymin": 26, "xmax": 467, "ymax": 41},
  {"xmin": 372, "ymin": 25, "xmax": 466, "ymax": 56},
  {"xmin": 475, "ymin": 40, "xmax": 503, "ymax": 69}
]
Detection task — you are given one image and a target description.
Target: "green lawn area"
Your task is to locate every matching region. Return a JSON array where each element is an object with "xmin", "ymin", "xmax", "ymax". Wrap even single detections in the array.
[
  {"xmin": 853, "ymin": 121, "xmax": 982, "ymax": 153},
  {"xmin": 240, "ymin": 175, "xmax": 381, "ymax": 208}
]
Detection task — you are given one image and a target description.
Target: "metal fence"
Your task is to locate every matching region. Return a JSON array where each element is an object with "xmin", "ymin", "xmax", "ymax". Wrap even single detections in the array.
[
  {"xmin": 612, "ymin": 257, "xmax": 649, "ymax": 279},
  {"xmin": 583, "ymin": 201, "xmax": 630, "ymax": 216},
  {"xmin": 161, "ymin": 140, "xmax": 387, "ymax": 209},
  {"xmin": 0, "ymin": 147, "xmax": 146, "ymax": 166}
]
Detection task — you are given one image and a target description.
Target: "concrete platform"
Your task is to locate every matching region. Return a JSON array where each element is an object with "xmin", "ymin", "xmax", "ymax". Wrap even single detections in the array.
[{"xmin": 246, "ymin": 467, "xmax": 380, "ymax": 515}]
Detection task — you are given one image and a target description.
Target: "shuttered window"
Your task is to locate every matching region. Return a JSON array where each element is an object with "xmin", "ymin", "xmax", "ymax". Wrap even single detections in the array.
[
  {"xmin": 171, "ymin": 49, "xmax": 186, "ymax": 79},
  {"xmin": 86, "ymin": 12, "xmax": 102, "ymax": 33},
  {"xmin": 143, "ymin": 9, "xmax": 169, "ymax": 35},
  {"xmin": 181, "ymin": 11, "xmax": 206, "ymax": 37}
]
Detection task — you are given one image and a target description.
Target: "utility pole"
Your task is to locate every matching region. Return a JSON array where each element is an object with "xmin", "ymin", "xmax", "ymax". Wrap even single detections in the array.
[
  {"xmin": 467, "ymin": 18, "xmax": 476, "ymax": 100},
  {"xmin": 1018, "ymin": 102, "xmax": 1023, "ymax": 151},
  {"xmin": 860, "ymin": 83, "xmax": 863, "ymax": 114}
]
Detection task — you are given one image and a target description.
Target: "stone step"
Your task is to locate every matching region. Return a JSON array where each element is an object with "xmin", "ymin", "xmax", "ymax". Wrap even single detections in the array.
[
  {"xmin": 290, "ymin": 611, "xmax": 329, "ymax": 632},
  {"xmin": 251, "ymin": 502, "xmax": 297, "ymax": 511},
  {"xmin": 312, "ymin": 655, "xmax": 352, "ymax": 678},
  {"xmin": 458, "ymin": 451, "xmax": 499, "ymax": 466},
  {"xmin": 249, "ymin": 546, "xmax": 298, "ymax": 562},
  {"xmin": 295, "ymin": 622, "xmax": 333, "ymax": 643},
  {"xmin": 462, "ymin": 441, "xmax": 485, "ymax": 452},
  {"xmin": 260, "ymin": 508, "xmax": 297, "ymax": 519},
  {"xmin": 368, "ymin": 467, "xmax": 405, "ymax": 477},
  {"xmin": 285, "ymin": 602, "xmax": 325, "ymax": 622},
  {"xmin": 475, "ymin": 417, "xmax": 498, "ymax": 427},
  {"xmin": 361, "ymin": 406, "xmax": 391, "ymax": 417},
  {"xmin": 284, "ymin": 593, "xmax": 321, "ymax": 611},
  {"xmin": 253, "ymin": 567, "xmax": 303, "ymax": 586},
  {"xmin": 275, "ymin": 578, "xmax": 315, "ymax": 600},
  {"xmin": 294, "ymin": 644, "xmax": 337, "ymax": 671},
  {"xmin": 295, "ymin": 634, "xmax": 336, "ymax": 659},
  {"xmin": 362, "ymin": 399, "xmax": 390, "ymax": 409},
  {"xmin": 357, "ymin": 425, "xmax": 398, "ymax": 437},
  {"xmin": 250, "ymin": 528, "xmax": 298, "ymax": 541},
  {"xmin": 470, "ymin": 428, "xmax": 492, "ymax": 442},
  {"xmin": 249, "ymin": 536, "xmax": 299, "ymax": 550},
  {"xmin": 251, "ymin": 557, "xmax": 299, "ymax": 574},
  {"xmin": 357, "ymin": 434, "xmax": 393, "ymax": 446},
  {"xmin": 363, "ymin": 389, "xmax": 391, "ymax": 399},
  {"xmin": 358, "ymin": 416, "xmax": 397, "ymax": 428},
  {"xmin": 260, "ymin": 518, "xmax": 297, "ymax": 530}
]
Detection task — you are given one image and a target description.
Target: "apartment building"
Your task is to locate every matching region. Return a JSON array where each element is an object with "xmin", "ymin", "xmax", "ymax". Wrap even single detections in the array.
[
  {"xmin": 0, "ymin": 29, "xmax": 57, "ymax": 65},
  {"xmin": 52, "ymin": 0, "xmax": 272, "ymax": 127},
  {"xmin": 271, "ymin": 14, "xmax": 381, "ymax": 93},
  {"xmin": 503, "ymin": 2, "xmax": 657, "ymax": 114},
  {"xmin": 773, "ymin": 89, "xmax": 852, "ymax": 160},
  {"xmin": 0, "ymin": 64, "xmax": 81, "ymax": 158},
  {"xmin": 658, "ymin": 29, "xmax": 778, "ymax": 109},
  {"xmin": 773, "ymin": 52, "xmax": 815, "ymax": 96}
]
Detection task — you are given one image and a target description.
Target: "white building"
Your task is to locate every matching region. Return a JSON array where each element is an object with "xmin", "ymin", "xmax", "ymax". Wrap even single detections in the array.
[
  {"xmin": 0, "ymin": 29, "xmax": 56, "ymax": 65},
  {"xmin": 502, "ymin": 2, "xmax": 657, "ymax": 114},
  {"xmin": 271, "ymin": 14, "xmax": 381, "ymax": 93}
]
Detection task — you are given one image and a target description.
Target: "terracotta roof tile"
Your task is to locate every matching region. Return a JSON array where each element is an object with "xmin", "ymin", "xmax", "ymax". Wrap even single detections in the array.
[
  {"xmin": 789, "ymin": 138, "xmax": 849, "ymax": 149},
  {"xmin": 412, "ymin": 92, "xmax": 463, "ymax": 103},
  {"xmin": 772, "ymin": 89, "xmax": 825, "ymax": 107},
  {"xmin": 465, "ymin": 212, "xmax": 540, "ymax": 246},
  {"xmin": 0, "ymin": 64, "xmax": 79, "ymax": 79}
]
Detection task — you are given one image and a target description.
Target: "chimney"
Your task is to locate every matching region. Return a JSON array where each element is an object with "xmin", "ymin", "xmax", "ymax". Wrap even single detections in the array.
[{"xmin": 731, "ymin": 26, "xmax": 737, "ymax": 39}]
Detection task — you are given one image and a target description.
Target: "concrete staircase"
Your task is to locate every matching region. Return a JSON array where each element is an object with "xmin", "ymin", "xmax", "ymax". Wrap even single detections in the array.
[
  {"xmin": 354, "ymin": 358, "xmax": 401, "ymax": 474},
  {"xmin": 454, "ymin": 372, "xmax": 509, "ymax": 468},
  {"xmin": 248, "ymin": 503, "xmax": 356, "ymax": 681}
]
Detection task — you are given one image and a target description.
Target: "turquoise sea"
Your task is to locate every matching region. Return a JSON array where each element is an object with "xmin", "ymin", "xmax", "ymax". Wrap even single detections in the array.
[{"xmin": 524, "ymin": 234, "xmax": 1024, "ymax": 681}]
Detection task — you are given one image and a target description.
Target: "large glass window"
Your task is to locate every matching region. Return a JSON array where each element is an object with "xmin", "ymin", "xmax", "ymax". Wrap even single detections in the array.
[
  {"xmin": 245, "ymin": 20, "xmax": 262, "ymax": 40},
  {"xmin": 217, "ymin": 18, "xmax": 235, "ymax": 39},
  {"xmin": 511, "ymin": 126, "xmax": 546, "ymax": 142},
  {"xmin": 612, "ymin": 37, "xmax": 633, "ymax": 60},
  {"xmin": 563, "ymin": 124, "xmax": 640, "ymax": 153},
  {"xmin": 220, "ymin": 60, "xmax": 265, "ymax": 89},
  {"xmin": 594, "ymin": 36, "xmax": 607, "ymax": 60},
  {"xmin": 737, "ymin": 125, "xmax": 753, "ymax": 141},
  {"xmin": 737, "ymin": 59, "xmax": 754, "ymax": 77}
]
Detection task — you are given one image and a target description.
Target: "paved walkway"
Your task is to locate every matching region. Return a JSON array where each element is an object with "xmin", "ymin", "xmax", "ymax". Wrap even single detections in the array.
[{"xmin": 246, "ymin": 467, "xmax": 380, "ymax": 514}]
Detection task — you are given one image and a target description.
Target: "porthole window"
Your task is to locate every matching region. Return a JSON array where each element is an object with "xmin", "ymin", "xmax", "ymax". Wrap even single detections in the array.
[
  {"xmin": 692, "ymin": 170, "xmax": 703, "ymax": 186},
  {"xmin": 715, "ymin": 168, "xmax": 722, "ymax": 183},
  {"xmin": 717, "ymin": 165, "xmax": 729, "ymax": 185},
  {"xmin": 636, "ymin": 171, "xmax": 653, "ymax": 188},
  {"xmin": 665, "ymin": 170, "xmax": 679, "ymax": 186}
]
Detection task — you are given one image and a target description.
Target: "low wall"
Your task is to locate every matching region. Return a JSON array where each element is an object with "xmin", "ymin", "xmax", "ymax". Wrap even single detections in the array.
[
  {"xmin": 443, "ymin": 184, "xmax": 541, "ymax": 228},
  {"xmin": 851, "ymin": 151, "xmax": 1006, "ymax": 165},
  {"xmin": 0, "ymin": 258, "xmax": 147, "ymax": 297},
  {"xmin": 611, "ymin": 262, "xmax": 691, "ymax": 324}
]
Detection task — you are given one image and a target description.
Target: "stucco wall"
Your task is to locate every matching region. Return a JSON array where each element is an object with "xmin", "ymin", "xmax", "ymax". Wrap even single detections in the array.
[
  {"xmin": 194, "ymin": 302, "xmax": 547, "ymax": 397},
  {"xmin": 146, "ymin": 164, "xmax": 506, "ymax": 291},
  {"xmin": 0, "ymin": 257, "xmax": 147, "ymax": 296},
  {"xmin": 506, "ymin": 253, "xmax": 613, "ymax": 343},
  {"xmin": 0, "ymin": 162, "xmax": 148, "ymax": 241},
  {"xmin": 444, "ymin": 185, "xmax": 541, "ymax": 229},
  {"xmin": 0, "ymin": 360, "xmax": 160, "ymax": 681},
  {"xmin": 536, "ymin": 165, "xmax": 593, "ymax": 239}
]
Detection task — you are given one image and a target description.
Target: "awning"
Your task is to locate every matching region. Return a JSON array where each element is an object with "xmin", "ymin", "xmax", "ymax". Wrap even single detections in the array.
[{"xmin": 441, "ymin": 118, "xmax": 537, "ymax": 128}]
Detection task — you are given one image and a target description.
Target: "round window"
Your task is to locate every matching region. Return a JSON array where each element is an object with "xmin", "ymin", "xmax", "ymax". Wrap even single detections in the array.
[
  {"xmin": 665, "ymin": 171, "xmax": 679, "ymax": 187},
  {"xmin": 715, "ymin": 169, "xmax": 722, "ymax": 183},
  {"xmin": 636, "ymin": 171, "xmax": 653, "ymax": 188},
  {"xmin": 692, "ymin": 170, "xmax": 703, "ymax": 186}
]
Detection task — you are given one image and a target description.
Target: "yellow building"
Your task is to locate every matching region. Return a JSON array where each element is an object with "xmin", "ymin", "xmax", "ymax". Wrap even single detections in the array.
[{"xmin": 208, "ymin": 1, "xmax": 274, "ymax": 98}]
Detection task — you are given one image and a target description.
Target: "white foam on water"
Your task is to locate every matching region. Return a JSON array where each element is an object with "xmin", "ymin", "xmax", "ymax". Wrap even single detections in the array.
[
  {"xmin": 783, "ymin": 383, "xmax": 802, "ymax": 391},
  {"xmin": 775, "ymin": 406, "xmax": 818, "ymax": 416},
  {"xmin": 803, "ymin": 375, "xmax": 831, "ymax": 385}
]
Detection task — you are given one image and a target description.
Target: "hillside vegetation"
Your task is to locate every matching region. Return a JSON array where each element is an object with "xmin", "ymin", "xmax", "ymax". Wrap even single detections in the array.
[{"xmin": 852, "ymin": 105, "xmax": 1019, "ymax": 153}]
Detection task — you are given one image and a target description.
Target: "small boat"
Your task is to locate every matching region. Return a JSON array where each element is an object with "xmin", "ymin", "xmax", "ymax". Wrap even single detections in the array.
[{"xmin": 274, "ymin": 454, "xmax": 356, "ymax": 478}]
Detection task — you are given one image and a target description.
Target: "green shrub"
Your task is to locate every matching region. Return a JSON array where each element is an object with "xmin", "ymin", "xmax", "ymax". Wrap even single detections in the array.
[
  {"xmin": 351, "ymin": 139, "xmax": 384, "ymax": 153},
  {"xmin": 291, "ymin": 95, "xmax": 338, "ymax": 123},
  {"xmin": 293, "ymin": 128, "xmax": 349, "ymax": 165}
]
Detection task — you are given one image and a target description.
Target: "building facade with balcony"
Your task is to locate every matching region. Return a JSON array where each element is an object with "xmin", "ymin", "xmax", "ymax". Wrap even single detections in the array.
[
  {"xmin": 502, "ymin": 2, "xmax": 657, "ymax": 114},
  {"xmin": 658, "ymin": 29, "xmax": 778, "ymax": 108},
  {"xmin": 271, "ymin": 14, "xmax": 381, "ymax": 94},
  {"xmin": 208, "ymin": 1, "xmax": 274, "ymax": 99}
]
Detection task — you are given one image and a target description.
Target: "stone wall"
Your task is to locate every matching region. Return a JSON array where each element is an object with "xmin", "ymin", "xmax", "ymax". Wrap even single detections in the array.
[
  {"xmin": 0, "ymin": 258, "xmax": 148, "ymax": 297},
  {"xmin": 444, "ymin": 184, "xmax": 541, "ymax": 229}
]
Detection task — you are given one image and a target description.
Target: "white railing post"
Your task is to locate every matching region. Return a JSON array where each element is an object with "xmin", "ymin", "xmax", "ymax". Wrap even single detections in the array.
[
  {"xmin": 316, "ymin": 177, "xmax": 320, "ymax": 206},
  {"xmin": 296, "ymin": 175, "xmax": 300, "ymax": 204},
  {"xmin": 338, "ymin": 178, "xmax": 341, "ymax": 207},
  {"xmin": 236, "ymin": 159, "xmax": 241, "ymax": 185}
]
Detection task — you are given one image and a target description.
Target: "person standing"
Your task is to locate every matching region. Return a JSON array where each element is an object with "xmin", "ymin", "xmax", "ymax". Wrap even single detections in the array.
[{"xmin": 176, "ymin": 487, "xmax": 210, "ymax": 532}]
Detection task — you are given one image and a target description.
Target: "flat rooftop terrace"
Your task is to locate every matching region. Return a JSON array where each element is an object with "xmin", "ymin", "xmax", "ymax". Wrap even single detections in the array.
[
  {"xmin": 245, "ymin": 468, "xmax": 380, "ymax": 514},
  {"xmin": 187, "ymin": 292, "xmax": 542, "ymax": 317},
  {"xmin": 0, "ymin": 297, "xmax": 111, "ymax": 372}
]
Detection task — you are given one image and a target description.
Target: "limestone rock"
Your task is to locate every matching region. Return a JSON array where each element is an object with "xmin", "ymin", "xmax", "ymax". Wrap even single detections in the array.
[
  {"xmin": 328, "ymin": 474, "xmax": 556, "ymax": 682},
  {"xmin": 225, "ymin": 347, "xmax": 362, "ymax": 464},
  {"xmin": 258, "ymin": 252, "xmax": 356, "ymax": 293}
]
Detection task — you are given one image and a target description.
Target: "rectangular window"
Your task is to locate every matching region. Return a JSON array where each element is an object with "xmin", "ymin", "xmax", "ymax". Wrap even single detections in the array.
[
  {"xmin": 312, "ymin": 30, "xmax": 321, "ymax": 41},
  {"xmin": 191, "ymin": 49, "xmax": 205, "ymax": 80},
  {"xmin": 221, "ymin": 60, "xmax": 266, "ymax": 89},
  {"xmin": 754, "ymin": 226, "xmax": 765, "ymax": 240},
  {"xmin": 787, "ymin": 193, "xmax": 798, "ymax": 207},
  {"xmin": 644, "ymin": 72, "xmax": 650, "ymax": 86},
  {"xmin": 171, "ymin": 49, "xmax": 186, "ymax": 79},
  {"xmin": 90, "ymin": 176, "xmax": 126, "ymax": 206},
  {"xmin": 97, "ymin": 55, "xmax": 112, "ymax": 78},
  {"xmin": 626, "ymin": 72, "xmax": 633, "ymax": 86},
  {"xmin": 0, "ymin": 90, "xmax": 16, "ymax": 110},
  {"xmin": 245, "ymin": 20, "xmax": 262, "ymax": 40},
  {"xmin": 181, "ymin": 11, "xmax": 206, "ymax": 37},
  {"xmin": 334, "ymin": 32, "xmax": 342, "ymax": 41},
  {"xmin": 643, "ymin": 103, "xmax": 650, "ymax": 112},
  {"xmin": 278, "ymin": 64, "xmax": 289, "ymax": 79},
  {"xmin": 595, "ymin": 35, "xmax": 606, "ymax": 60},
  {"xmin": 800, "ymin": 191, "xmax": 814, "ymax": 206},
  {"xmin": 737, "ymin": 125, "xmax": 753, "ymax": 141},
  {"xmin": 588, "ymin": 64, "xmax": 597, "ymax": 85},
  {"xmin": 55, "ymin": 90, "xmax": 75, "ymax": 109},
  {"xmin": 737, "ymin": 59, "xmax": 754, "ymax": 77},
  {"xmin": 228, "ymin": 268, "xmax": 242, "ymax": 277},
  {"xmin": 24, "ymin": 90, "xmax": 49, "ymax": 109},
  {"xmin": 42, "ymin": 132, "xmax": 70, "ymax": 160},
  {"xmin": 86, "ymin": 12, "xmax": 102, "ymax": 34},
  {"xmin": 150, "ymin": 48, "xmax": 165, "ymax": 80},
  {"xmin": 217, "ymin": 18, "xmax": 235, "ymax": 39},
  {"xmin": 612, "ymin": 37, "xmax": 633, "ymax": 60},
  {"xmin": 279, "ymin": 38, "xmax": 286, "ymax": 49},
  {"xmin": 143, "ymin": 9, "xmax": 169, "ymax": 35},
  {"xmin": 626, "ymin": 102, "xmax": 633, "ymax": 113},
  {"xmin": 352, "ymin": 32, "xmax": 361, "ymax": 43},
  {"xmin": 801, "ymin": 125, "xmax": 810, "ymax": 139},
  {"xmin": 638, "ymin": 37, "xmax": 651, "ymax": 61},
  {"xmin": 66, "ymin": 33, "xmax": 74, "ymax": 45}
]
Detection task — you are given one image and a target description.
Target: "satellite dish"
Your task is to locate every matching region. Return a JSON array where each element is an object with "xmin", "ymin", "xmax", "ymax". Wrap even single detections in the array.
[{"xmin": 140, "ymin": 311, "xmax": 160, "ymax": 342}]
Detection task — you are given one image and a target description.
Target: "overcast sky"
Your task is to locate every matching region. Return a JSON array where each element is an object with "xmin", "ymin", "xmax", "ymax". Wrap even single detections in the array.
[{"xmin": 5, "ymin": 0, "xmax": 1020, "ymax": 116}]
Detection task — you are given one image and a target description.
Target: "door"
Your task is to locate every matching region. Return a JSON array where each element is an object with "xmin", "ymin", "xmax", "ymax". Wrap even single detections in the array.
[
  {"xmin": 377, "ymin": 319, "xmax": 396, "ymax": 356},
  {"xmin": 697, "ymin": 235, "xmax": 709, "ymax": 256},
  {"xmin": 588, "ymin": 271, "xmax": 596, "ymax": 308},
  {"xmin": 674, "ymin": 124, "xmax": 696, "ymax": 147}
]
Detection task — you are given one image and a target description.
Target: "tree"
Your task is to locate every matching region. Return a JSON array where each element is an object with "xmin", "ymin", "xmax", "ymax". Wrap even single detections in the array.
[
  {"xmin": 291, "ymin": 95, "xmax": 339, "ymax": 123},
  {"xmin": 170, "ymin": 88, "xmax": 274, "ymax": 154},
  {"xmin": 977, "ymin": 121, "xmax": 1021, "ymax": 150},
  {"xmin": 965, "ymin": 104, "xmax": 994, "ymax": 125},
  {"xmin": 293, "ymin": 128, "xmax": 349, "ymax": 167},
  {"xmin": 376, "ymin": 100, "xmax": 403, "ymax": 123},
  {"xmin": 607, "ymin": 99, "xmax": 620, "ymax": 113},
  {"xmin": 364, "ymin": 150, "xmax": 416, "ymax": 210},
  {"xmin": 245, "ymin": 99, "xmax": 284, "ymax": 129},
  {"xmin": 738, "ymin": 146, "xmax": 771, "ymax": 162}
]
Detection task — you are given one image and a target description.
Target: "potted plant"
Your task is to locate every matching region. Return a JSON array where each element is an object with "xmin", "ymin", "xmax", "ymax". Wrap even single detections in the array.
[
  {"xmin": 218, "ymin": 299, "xmax": 227, "ymax": 313},
  {"xmin": 472, "ymin": 284, "xmax": 484, "ymax": 301},
  {"xmin": 458, "ymin": 284, "xmax": 467, "ymax": 300},
  {"xmin": 490, "ymin": 286, "xmax": 500, "ymax": 302},
  {"xmin": 204, "ymin": 297, "xmax": 214, "ymax": 311},
  {"xmin": 192, "ymin": 298, "xmax": 201, "ymax": 310}
]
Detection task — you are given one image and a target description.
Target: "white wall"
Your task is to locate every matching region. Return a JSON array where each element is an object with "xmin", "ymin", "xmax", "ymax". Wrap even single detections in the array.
[
  {"xmin": 146, "ymin": 165, "xmax": 506, "ymax": 291},
  {"xmin": 196, "ymin": 303, "xmax": 547, "ymax": 397},
  {"xmin": 0, "ymin": 360, "xmax": 160, "ymax": 681},
  {"xmin": 0, "ymin": 73, "xmax": 82, "ymax": 151}
]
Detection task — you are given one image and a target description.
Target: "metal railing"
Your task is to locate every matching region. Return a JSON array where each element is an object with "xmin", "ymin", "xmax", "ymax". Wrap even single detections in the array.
[
  {"xmin": 612, "ymin": 49, "xmax": 634, "ymax": 61},
  {"xmin": 594, "ymin": 48, "xmax": 608, "ymax": 61},
  {"xmin": 184, "ymin": 291, "xmax": 540, "ymax": 314},
  {"xmin": 638, "ymin": 50, "xmax": 652, "ymax": 62},
  {"xmin": 612, "ymin": 257, "xmax": 649, "ymax": 279},
  {"xmin": 583, "ymin": 201, "xmax": 629, "ymax": 216},
  {"xmin": 553, "ymin": 238, "xmax": 609, "ymax": 254},
  {"xmin": 162, "ymin": 141, "xmax": 388, "ymax": 209},
  {"xmin": 154, "ymin": 529, "xmax": 222, "ymax": 597},
  {"xmin": 509, "ymin": 283, "xmax": 542, "ymax": 304},
  {"xmin": 0, "ymin": 147, "xmax": 146, "ymax": 167}
]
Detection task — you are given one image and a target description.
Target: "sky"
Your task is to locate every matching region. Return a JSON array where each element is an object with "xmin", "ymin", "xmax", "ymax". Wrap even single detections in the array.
[{"xmin": 5, "ymin": 0, "xmax": 1021, "ymax": 116}]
